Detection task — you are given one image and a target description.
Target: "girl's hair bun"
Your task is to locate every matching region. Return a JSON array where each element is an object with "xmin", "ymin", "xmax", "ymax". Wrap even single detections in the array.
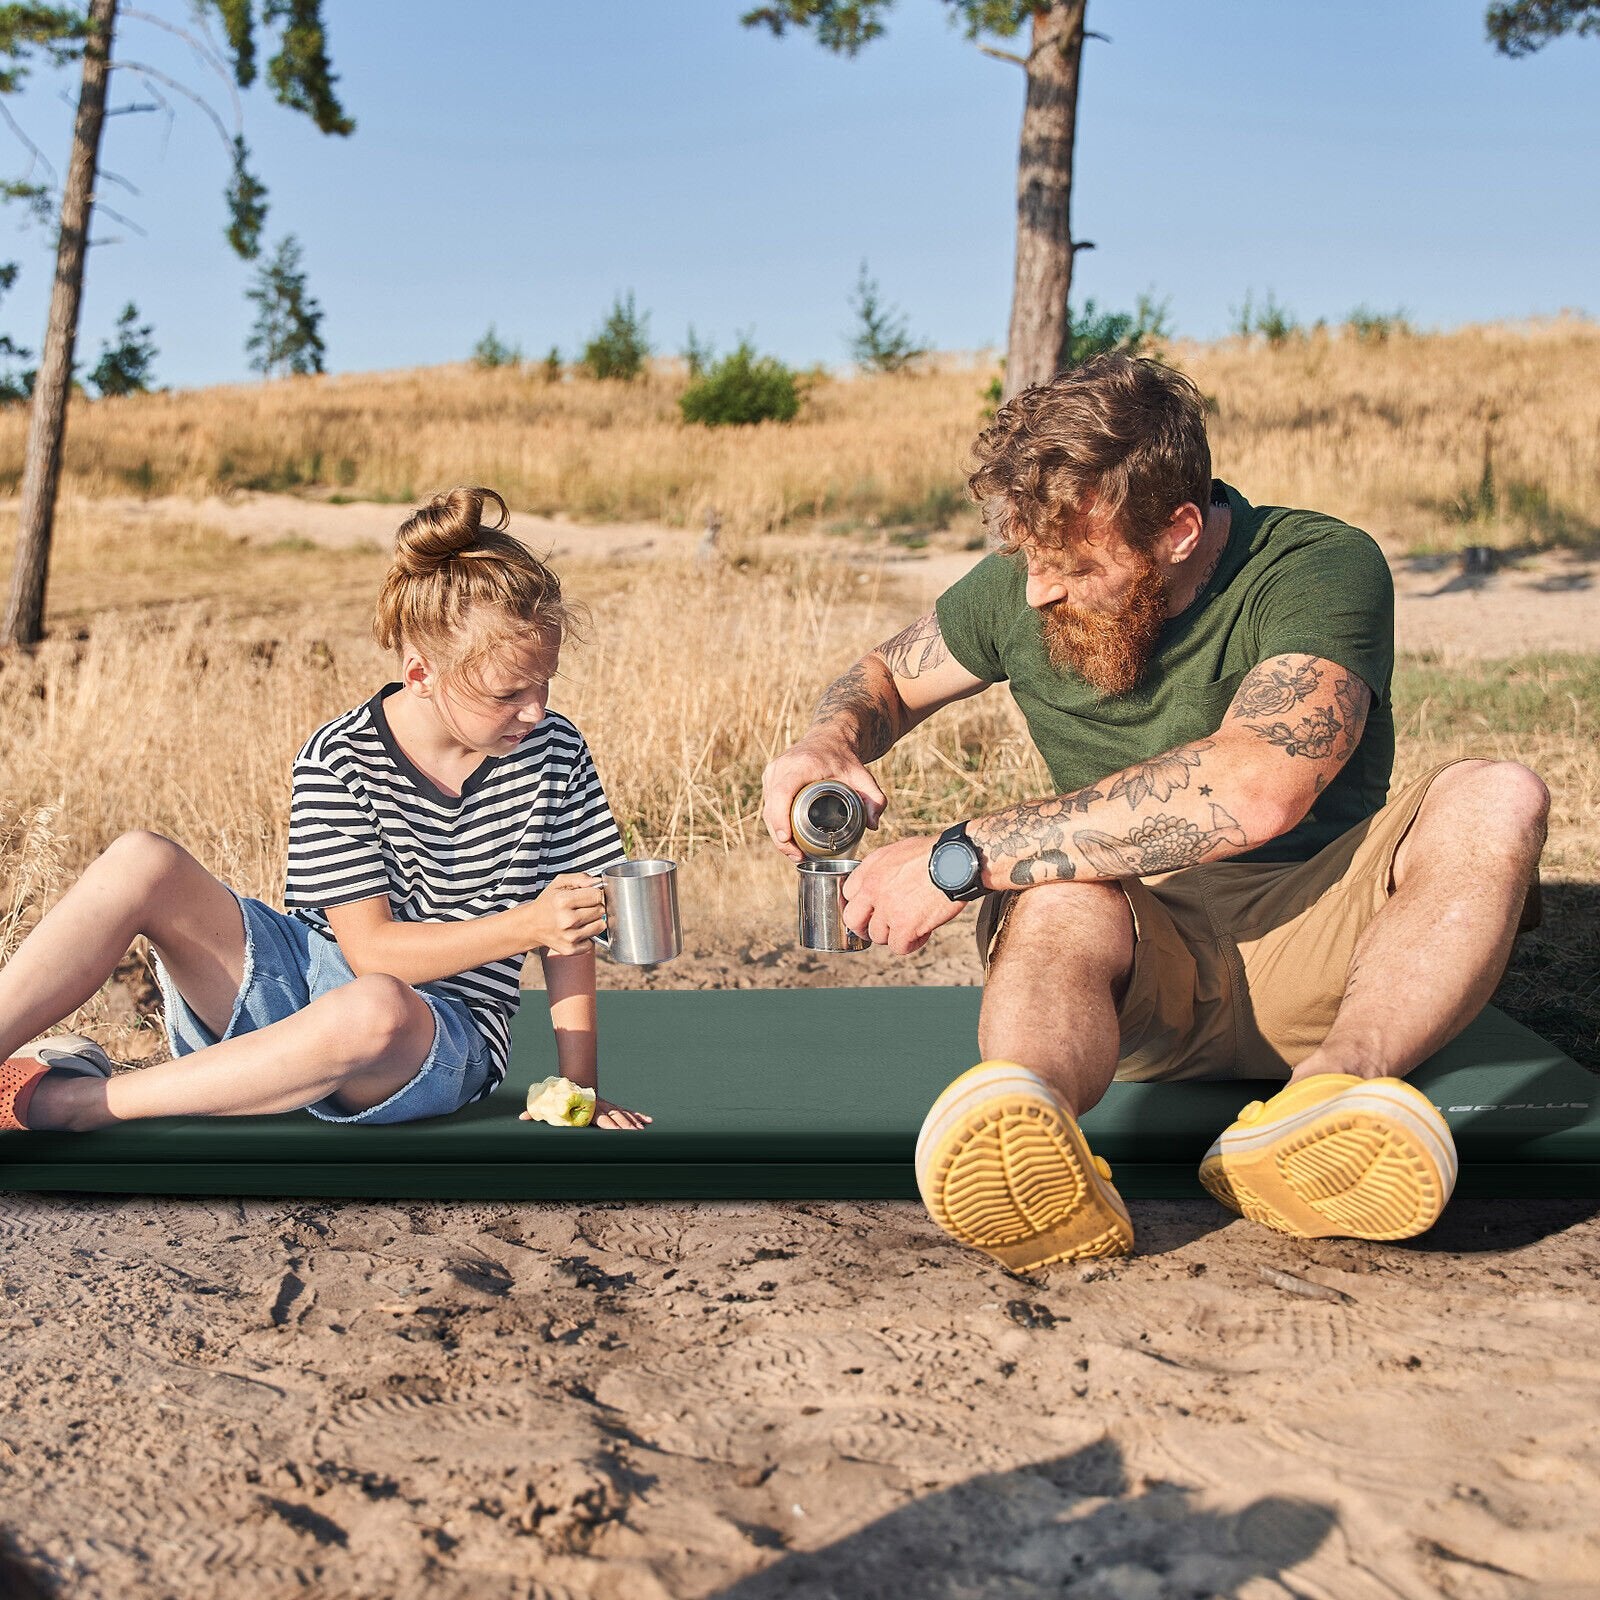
[
  {"xmin": 374, "ymin": 485, "xmax": 585, "ymax": 685},
  {"xmin": 392, "ymin": 486, "xmax": 510, "ymax": 576}
]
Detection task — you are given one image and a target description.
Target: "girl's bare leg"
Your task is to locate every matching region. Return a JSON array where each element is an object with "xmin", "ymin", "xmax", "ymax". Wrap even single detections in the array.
[
  {"xmin": 32, "ymin": 971, "xmax": 438, "ymax": 1130},
  {"xmin": 5, "ymin": 830, "xmax": 438, "ymax": 1130},
  {"xmin": 0, "ymin": 830, "xmax": 247, "ymax": 1061}
]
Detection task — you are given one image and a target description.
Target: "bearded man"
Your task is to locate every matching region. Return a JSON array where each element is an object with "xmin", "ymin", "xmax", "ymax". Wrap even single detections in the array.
[{"xmin": 761, "ymin": 353, "xmax": 1548, "ymax": 1272}]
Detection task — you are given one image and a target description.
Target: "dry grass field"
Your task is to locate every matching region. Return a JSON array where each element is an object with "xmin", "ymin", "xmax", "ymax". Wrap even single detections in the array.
[
  {"xmin": 2, "ymin": 318, "xmax": 1597, "ymax": 552},
  {"xmin": 0, "ymin": 323, "xmax": 1595, "ymax": 1071},
  {"xmin": 0, "ymin": 522, "xmax": 1594, "ymax": 1070}
]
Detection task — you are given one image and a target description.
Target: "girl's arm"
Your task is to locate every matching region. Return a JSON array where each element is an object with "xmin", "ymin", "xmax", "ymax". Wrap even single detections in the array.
[
  {"xmin": 324, "ymin": 875, "xmax": 603, "ymax": 986},
  {"xmin": 540, "ymin": 946, "xmax": 651, "ymax": 1130}
]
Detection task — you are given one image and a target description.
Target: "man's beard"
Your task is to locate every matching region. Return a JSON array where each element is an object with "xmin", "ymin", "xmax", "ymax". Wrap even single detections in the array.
[{"xmin": 1040, "ymin": 553, "xmax": 1169, "ymax": 697}]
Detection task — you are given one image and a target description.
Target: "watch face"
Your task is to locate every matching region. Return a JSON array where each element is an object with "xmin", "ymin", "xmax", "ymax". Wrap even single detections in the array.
[{"xmin": 931, "ymin": 839, "xmax": 978, "ymax": 892}]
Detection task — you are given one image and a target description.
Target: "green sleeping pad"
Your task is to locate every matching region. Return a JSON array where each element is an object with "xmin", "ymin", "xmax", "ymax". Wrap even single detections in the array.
[{"xmin": 1, "ymin": 989, "xmax": 1594, "ymax": 1199}]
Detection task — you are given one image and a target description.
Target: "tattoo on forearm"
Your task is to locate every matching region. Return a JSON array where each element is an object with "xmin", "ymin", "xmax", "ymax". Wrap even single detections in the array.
[
  {"xmin": 813, "ymin": 660, "xmax": 897, "ymax": 761},
  {"xmin": 975, "ymin": 783, "xmax": 1102, "ymax": 869},
  {"xmin": 1074, "ymin": 804, "xmax": 1248, "ymax": 877},
  {"xmin": 1105, "ymin": 741, "xmax": 1213, "ymax": 809},
  {"xmin": 1232, "ymin": 659, "xmax": 1322, "ymax": 718},
  {"xmin": 876, "ymin": 612, "xmax": 949, "ymax": 679},
  {"xmin": 1009, "ymin": 850, "xmax": 1077, "ymax": 887}
]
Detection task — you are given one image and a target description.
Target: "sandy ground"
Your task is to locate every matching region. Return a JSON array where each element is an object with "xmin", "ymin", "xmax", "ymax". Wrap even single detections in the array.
[{"xmin": 2, "ymin": 496, "xmax": 1598, "ymax": 1598}]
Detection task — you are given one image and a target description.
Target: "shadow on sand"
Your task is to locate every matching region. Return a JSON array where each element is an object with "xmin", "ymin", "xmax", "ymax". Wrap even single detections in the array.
[{"xmin": 710, "ymin": 1437, "xmax": 1335, "ymax": 1599}]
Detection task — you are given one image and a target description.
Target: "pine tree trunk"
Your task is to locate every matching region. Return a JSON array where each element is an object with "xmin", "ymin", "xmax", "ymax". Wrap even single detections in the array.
[
  {"xmin": 2, "ymin": 0, "xmax": 118, "ymax": 648},
  {"xmin": 1003, "ymin": 0, "xmax": 1087, "ymax": 400}
]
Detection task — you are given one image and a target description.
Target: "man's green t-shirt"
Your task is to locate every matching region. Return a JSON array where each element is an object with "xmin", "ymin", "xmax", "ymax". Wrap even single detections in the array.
[{"xmin": 935, "ymin": 481, "xmax": 1395, "ymax": 864}]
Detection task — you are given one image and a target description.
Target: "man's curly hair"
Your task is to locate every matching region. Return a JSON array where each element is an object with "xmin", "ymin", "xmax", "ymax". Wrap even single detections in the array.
[{"xmin": 968, "ymin": 354, "xmax": 1212, "ymax": 556}]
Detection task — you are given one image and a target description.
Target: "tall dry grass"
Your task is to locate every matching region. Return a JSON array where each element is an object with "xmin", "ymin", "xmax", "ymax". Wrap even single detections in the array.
[
  {"xmin": 0, "ymin": 532, "xmax": 1594, "ymax": 1060},
  {"xmin": 2, "ymin": 320, "xmax": 1597, "ymax": 551}
]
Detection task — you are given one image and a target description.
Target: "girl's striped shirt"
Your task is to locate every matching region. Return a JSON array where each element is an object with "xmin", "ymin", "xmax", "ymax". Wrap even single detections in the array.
[{"xmin": 284, "ymin": 685, "xmax": 624, "ymax": 1091}]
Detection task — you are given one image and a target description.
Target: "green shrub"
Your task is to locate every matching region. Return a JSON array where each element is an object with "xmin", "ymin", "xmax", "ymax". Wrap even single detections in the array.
[
  {"xmin": 472, "ymin": 324, "xmax": 520, "ymax": 368},
  {"xmin": 1067, "ymin": 292, "xmax": 1171, "ymax": 365},
  {"xmin": 848, "ymin": 261, "xmax": 926, "ymax": 373},
  {"xmin": 582, "ymin": 292, "xmax": 651, "ymax": 381},
  {"xmin": 679, "ymin": 340, "xmax": 801, "ymax": 427},
  {"xmin": 1344, "ymin": 305, "xmax": 1413, "ymax": 344},
  {"xmin": 1231, "ymin": 288, "xmax": 1301, "ymax": 346},
  {"xmin": 682, "ymin": 325, "xmax": 715, "ymax": 380}
]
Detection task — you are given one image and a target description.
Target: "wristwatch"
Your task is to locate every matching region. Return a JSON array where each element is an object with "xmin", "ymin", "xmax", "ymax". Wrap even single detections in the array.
[{"xmin": 929, "ymin": 821, "xmax": 987, "ymax": 902}]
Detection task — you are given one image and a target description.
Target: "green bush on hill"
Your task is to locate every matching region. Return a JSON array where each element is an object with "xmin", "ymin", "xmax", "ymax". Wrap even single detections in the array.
[{"xmin": 680, "ymin": 340, "xmax": 800, "ymax": 427}]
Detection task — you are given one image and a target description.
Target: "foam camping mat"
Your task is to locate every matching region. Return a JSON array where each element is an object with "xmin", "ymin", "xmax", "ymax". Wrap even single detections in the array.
[{"xmin": 1, "ymin": 989, "xmax": 1595, "ymax": 1199}]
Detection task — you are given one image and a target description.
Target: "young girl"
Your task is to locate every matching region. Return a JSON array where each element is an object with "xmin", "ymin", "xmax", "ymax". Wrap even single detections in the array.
[{"xmin": 0, "ymin": 486, "xmax": 649, "ymax": 1133}]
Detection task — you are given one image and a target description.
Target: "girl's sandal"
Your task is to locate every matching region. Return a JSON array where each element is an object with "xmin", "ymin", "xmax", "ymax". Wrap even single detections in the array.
[{"xmin": 0, "ymin": 1035, "xmax": 113, "ymax": 1130}]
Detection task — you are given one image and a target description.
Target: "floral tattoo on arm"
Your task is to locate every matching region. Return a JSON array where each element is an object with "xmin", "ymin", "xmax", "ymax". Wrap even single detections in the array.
[
  {"xmin": 1230, "ymin": 656, "xmax": 1371, "ymax": 764},
  {"xmin": 1073, "ymin": 805, "xmax": 1248, "ymax": 877}
]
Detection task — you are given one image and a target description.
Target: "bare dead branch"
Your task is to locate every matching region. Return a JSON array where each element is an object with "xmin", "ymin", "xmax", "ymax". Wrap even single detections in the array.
[
  {"xmin": 95, "ymin": 166, "xmax": 141, "ymax": 195},
  {"xmin": 88, "ymin": 199, "xmax": 147, "ymax": 236},
  {"xmin": 0, "ymin": 98, "xmax": 59, "ymax": 192},
  {"xmin": 977, "ymin": 44, "xmax": 1028, "ymax": 68},
  {"xmin": 122, "ymin": 7, "xmax": 243, "ymax": 127},
  {"xmin": 108, "ymin": 59, "xmax": 233, "ymax": 156}
]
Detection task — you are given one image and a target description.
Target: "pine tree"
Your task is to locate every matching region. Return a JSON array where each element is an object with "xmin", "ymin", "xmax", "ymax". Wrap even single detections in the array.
[
  {"xmin": 848, "ymin": 261, "xmax": 925, "ymax": 373},
  {"xmin": 88, "ymin": 301, "xmax": 156, "ymax": 396},
  {"xmin": 746, "ymin": 2, "xmax": 1092, "ymax": 398},
  {"xmin": 245, "ymin": 235, "xmax": 326, "ymax": 378},
  {"xmin": 0, "ymin": 0, "xmax": 353, "ymax": 645},
  {"xmin": 0, "ymin": 261, "xmax": 35, "ymax": 403}
]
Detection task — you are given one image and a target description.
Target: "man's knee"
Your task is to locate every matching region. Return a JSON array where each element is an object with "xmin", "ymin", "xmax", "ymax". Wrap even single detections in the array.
[
  {"xmin": 992, "ymin": 879, "xmax": 1134, "ymax": 979},
  {"xmin": 1427, "ymin": 759, "xmax": 1550, "ymax": 844}
]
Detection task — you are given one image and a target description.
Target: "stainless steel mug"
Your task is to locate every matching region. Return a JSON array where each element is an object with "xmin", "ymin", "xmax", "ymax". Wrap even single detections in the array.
[
  {"xmin": 790, "ymin": 781, "xmax": 867, "ymax": 859},
  {"xmin": 595, "ymin": 859, "xmax": 682, "ymax": 964},
  {"xmin": 797, "ymin": 858, "xmax": 869, "ymax": 952}
]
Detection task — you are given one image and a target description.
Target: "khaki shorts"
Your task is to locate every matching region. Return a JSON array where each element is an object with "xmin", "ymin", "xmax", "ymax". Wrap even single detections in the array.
[{"xmin": 974, "ymin": 760, "xmax": 1539, "ymax": 1084}]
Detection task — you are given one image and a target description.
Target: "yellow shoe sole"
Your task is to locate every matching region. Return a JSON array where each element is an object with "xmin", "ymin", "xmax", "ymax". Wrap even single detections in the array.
[
  {"xmin": 915, "ymin": 1062, "xmax": 1134, "ymax": 1272},
  {"xmin": 1199, "ymin": 1076, "xmax": 1458, "ymax": 1241}
]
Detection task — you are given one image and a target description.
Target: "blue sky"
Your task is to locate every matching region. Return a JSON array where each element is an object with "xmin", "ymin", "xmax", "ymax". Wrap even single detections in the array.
[{"xmin": 2, "ymin": 0, "xmax": 1596, "ymax": 390}]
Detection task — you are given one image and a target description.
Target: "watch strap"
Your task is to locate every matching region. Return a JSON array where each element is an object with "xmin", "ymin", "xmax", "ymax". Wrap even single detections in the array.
[{"xmin": 930, "ymin": 821, "xmax": 987, "ymax": 902}]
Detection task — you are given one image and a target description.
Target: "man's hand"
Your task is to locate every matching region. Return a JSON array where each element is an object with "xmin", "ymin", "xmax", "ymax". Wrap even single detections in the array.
[
  {"xmin": 524, "ymin": 873, "xmax": 606, "ymax": 956},
  {"xmin": 761, "ymin": 734, "xmax": 886, "ymax": 863},
  {"xmin": 841, "ymin": 836, "xmax": 968, "ymax": 956}
]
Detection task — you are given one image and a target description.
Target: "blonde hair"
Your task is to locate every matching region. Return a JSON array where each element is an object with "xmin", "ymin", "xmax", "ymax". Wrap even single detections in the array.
[{"xmin": 374, "ymin": 486, "xmax": 586, "ymax": 693}]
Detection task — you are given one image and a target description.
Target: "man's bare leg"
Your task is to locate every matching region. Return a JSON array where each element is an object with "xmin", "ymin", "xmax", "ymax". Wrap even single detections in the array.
[
  {"xmin": 1291, "ymin": 760, "xmax": 1549, "ymax": 1084},
  {"xmin": 1202, "ymin": 760, "xmax": 1549, "ymax": 1241},
  {"xmin": 916, "ymin": 882, "xmax": 1137, "ymax": 1271},
  {"xmin": 977, "ymin": 881, "xmax": 1134, "ymax": 1117}
]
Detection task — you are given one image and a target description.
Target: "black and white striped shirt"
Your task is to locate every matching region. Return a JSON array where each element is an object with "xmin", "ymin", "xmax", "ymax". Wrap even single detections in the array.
[{"xmin": 284, "ymin": 685, "xmax": 625, "ymax": 1091}]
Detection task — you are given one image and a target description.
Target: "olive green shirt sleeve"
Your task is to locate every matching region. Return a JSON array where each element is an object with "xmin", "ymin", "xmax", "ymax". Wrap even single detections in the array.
[
  {"xmin": 1245, "ymin": 524, "xmax": 1395, "ymax": 700},
  {"xmin": 934, "ymin": 552, "xmax": 1014, "ymax": 684}
]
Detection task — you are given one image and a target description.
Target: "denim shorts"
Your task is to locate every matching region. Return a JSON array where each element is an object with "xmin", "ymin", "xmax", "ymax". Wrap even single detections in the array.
[{"xmin": 154, "ymin": 891, "xmax": 496, "ymax": 1125}]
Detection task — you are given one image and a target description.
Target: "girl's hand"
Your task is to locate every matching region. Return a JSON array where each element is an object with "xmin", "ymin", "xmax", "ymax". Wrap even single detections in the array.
[
  {"xmin": 593, "ymin": 1098, "xmax": 651, "ymax": 1130},
  {"xmin": 526, "ymin": 873, "xmax": 606, "ymax": 956}
]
